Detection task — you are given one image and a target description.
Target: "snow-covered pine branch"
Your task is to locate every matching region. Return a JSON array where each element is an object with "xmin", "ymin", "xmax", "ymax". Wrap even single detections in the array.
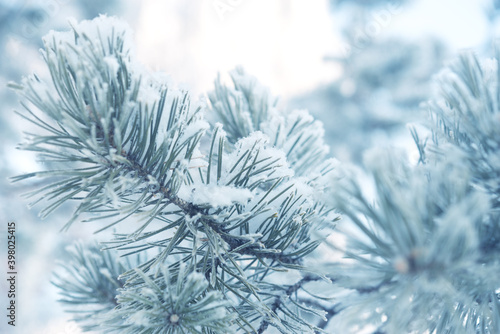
[
  {"xmin": 322, "ymin": 47, "xmax": 500, "ymax": 334},
  {"xmin": 325, "ymin": 150, "xmax": 493, "ymax": 333},
  {"xmin": 12, "ymin": 16, "xmax": 338, "ymax": 333},
  {"xmin": 209, "ymin": 67, "xmax": 332, "ymax": 177}
]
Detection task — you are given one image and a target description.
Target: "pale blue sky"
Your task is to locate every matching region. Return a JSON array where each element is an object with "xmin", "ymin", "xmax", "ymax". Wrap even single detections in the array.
[{"xmin": 389, "ymin": 0, "xmax": 490, "ymax": 51}]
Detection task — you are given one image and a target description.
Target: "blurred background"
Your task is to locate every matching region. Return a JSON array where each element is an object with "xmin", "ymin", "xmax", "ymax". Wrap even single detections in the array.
[{"xmin": 0, "ymin": 0, "xmax": 499, "ymax": 333}]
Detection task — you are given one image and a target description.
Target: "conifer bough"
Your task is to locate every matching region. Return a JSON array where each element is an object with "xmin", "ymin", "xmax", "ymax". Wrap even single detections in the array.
[{"xmin": 12, "ymin": 16, "xmax": 337, "ymax": 333}]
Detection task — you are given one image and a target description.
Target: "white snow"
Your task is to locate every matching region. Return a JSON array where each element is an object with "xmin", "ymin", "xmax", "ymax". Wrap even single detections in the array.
[
  {"xmin": 178, "ymin": 184, "xmax": 253, "ymax": 207},
  {"xmin": 44, "ymin": 15, "xmax": 135, "ymax": 53},
  {"xmin": 104, "ymin": 55, "xmax": 120, "ymax": 76},
  {"xmin": 220, "ymin": 131, "xmax": 294, "ymax": 184},
  {"xmin": 180, "ymin": 118, "xmax": 210, "ymax": 143}
]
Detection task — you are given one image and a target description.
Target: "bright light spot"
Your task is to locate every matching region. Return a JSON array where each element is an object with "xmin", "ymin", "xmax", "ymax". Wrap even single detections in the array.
[{"xmin": 135, "ymin": 0, "xmax": 341, "ymax": 97}]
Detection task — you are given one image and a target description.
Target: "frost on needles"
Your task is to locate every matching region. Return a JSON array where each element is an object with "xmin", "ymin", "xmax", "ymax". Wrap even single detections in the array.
[
  {"xmin": 324, "ymin": 49, "xmax": 500, "ymax": 333},
  {"xmin": 12, "ymin": 16, "xmax": 337, "ymax": 333},
  {"xmin": 13, "ymin": 15, "xmax": 500, "ymax": 334}
]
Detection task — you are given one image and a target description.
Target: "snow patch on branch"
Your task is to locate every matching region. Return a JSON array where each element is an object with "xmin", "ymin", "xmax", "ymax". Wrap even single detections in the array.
[{"xmin": 178, "ymin": 184, "xmax": 253, "ymax": 207}]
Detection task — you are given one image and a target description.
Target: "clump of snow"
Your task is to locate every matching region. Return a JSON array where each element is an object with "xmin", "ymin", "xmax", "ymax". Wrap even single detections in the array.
[
  {"xmin": 229, "ymin": 66, "xmax": 274, "ymax": 118},
  {"xmin": 213, "ymin": 122, "xmax": 226, "ymax": 138},
  {"xmin": 180, "ymin": 118, "xmax": 210, "ymax": 143},
  {"xmin": 178, "ymin": 184, "xmax": 253, "ymax": 207},
  {"xmin": 104, "ymin": 56, "xmax": 120, "ymax": 76},
  {"xmin": 44, "ymin": 15, "xmax": 135, "ymax": 56},
  {"xmin": 481, "ymin": 57, "xmax": 498, "ymax": 84},
  {"xmin": 135, "ymin": 67, "xmax": 179, "ymax": 106},
  {"xmin": 219, "ymin": 131, "xmax": 293, "ymax": 187},
  {"xmin": 259, "ymin": 108, "xmax": 329, "ymax": 175}
]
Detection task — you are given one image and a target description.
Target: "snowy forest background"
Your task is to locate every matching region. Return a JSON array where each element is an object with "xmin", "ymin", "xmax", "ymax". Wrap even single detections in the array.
[{"xmin": 1, "ymin": 0, "xmax": 500, "ymax": 333}]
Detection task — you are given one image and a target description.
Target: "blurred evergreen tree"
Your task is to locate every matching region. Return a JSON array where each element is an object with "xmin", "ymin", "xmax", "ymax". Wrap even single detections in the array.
[{"xmin": 291, "ymin": 0, "xmax": 446, "ymax": 162}]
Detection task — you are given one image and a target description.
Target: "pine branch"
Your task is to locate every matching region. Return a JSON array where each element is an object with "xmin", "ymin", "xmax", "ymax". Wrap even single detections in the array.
[
  {"xmin": 104, "ymin": 263, "xmax": 234, "ymax": 333},
  {"xmin": 12, "ymin": 16, "xmax": 338, "ymax": 333},
  {"xmin": 52, "ymin": 242, "xmax": 132, "ymax": 331},
  {"xmin": 256, "ymin": 275, "xmax": 327, "ymax": 334},
  {"xmin": 208, "ymin": 67, "xmax": 332, "ymax": 176},
  {"xmin": 325, "ymin": 148, "xmax": 499, "ymax": 333},
  {"xmin": 422, "ymin": 48, "xmax": 500, "ymax": 257}
]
